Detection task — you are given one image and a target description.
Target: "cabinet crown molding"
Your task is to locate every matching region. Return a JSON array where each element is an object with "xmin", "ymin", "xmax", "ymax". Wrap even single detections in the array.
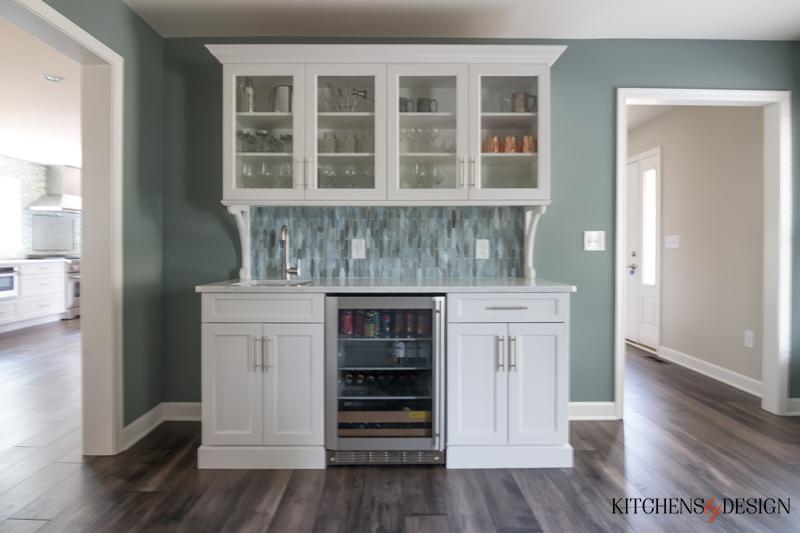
[{"xmin": 206, "ymin": 44, "xmax": 567, "ymax": 65}]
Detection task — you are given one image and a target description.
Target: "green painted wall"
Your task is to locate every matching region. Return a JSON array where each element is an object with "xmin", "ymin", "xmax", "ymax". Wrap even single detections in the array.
[
  {"xmin": 43, "ymin": 0, "xmax": 165, "ymax": 424},
  {"xmin": 162, "ymin": 37, "xmax": 800, "ymax": 403}
]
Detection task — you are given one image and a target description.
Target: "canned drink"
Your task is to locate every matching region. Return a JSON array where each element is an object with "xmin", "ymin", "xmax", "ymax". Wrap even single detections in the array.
[
  {"xmin": 340, "ymin": 310, "xmax": 353, "ymax": 336},
  {"xmin": 371, "ymin": 311, "xmax": 381, "ymax": 338},
  {"xmin": 405, "ymin": 310, "xmax": 416, "ymax": 337},
  {"xmin": 417, "ymin": 342, "xmax": 432, "ymax": 365},
  {"xmin": 354, "ymin": 311, "xmax": 365, "ymax": 337},
  {"xmin": 417, "ymin": 310, "xmax": 431, "ymax": 337},
  {"xmin": 381, "ymin": 311, "xmax": 392, "ymax": 336},
  {"xmin": 392, "ymin": 341, "xmax": 406, "ymax": 365},
  {"xmin": 393, "ymin": 310, "xmax": 405, "ymax": 337},
  {"xmin": 405, "ymin": 342, "xmax": 418, "ymax": 364},
  {"xmin": 363, "ymin": 312, "xmax": 376, "ymax": 338}
]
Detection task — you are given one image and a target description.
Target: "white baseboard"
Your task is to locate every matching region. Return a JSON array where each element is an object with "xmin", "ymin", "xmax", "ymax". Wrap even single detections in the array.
[
  {"xmin": 0, "ymin": 314, "xmax": 63, "ymax": 334},
  {"xmin": 568, "ymin": 401, "xmax": 618, "ymax": 420},
  {"xmin": 122, "ymin": 402, "xmax": 201, "ymax": 450},
  {"xmin": 658, "ymin": 345, "xmax": 763, "ymax": 398},
  {"xmin": 787, "ymin": 398, "xmax": 800, "ymax": 416}
]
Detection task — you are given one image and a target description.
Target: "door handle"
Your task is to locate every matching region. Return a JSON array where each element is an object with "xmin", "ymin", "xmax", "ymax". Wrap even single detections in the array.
[
  {"xmin": 628, "ymin": 263, "xmax": 637, "ymax": 275},
  {"xmin": 509, "ymin": 336, "xmax": 517, "ymax": 372},
  {"xmin": 496, "ymin": 336, "xmax": 505, "ymax": 372}
]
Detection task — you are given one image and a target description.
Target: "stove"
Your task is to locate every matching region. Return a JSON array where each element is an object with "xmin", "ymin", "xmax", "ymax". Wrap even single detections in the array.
[{"xmin": 63, "ymin": 258, "xmax": 80, "ymax": 320}]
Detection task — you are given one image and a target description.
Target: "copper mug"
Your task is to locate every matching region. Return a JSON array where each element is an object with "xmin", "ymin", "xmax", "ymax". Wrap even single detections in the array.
[
  {"xmin": 520, "ymin": 135, "xmax": 536, "ymax": 153},
  {"xmin": 503, "ymin": 135, "xmax": 517, "ymax": 153},
  {"xmin": 512, "ymin": 91, "xmax": 537, "ymax": 113},
  {"xmin": 484, "ymin": 135, "xmax": 501, "ymax": 153}
]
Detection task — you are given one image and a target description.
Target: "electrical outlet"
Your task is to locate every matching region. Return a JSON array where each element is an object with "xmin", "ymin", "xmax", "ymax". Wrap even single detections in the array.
[
  {"xmin": 744, "ymin": 330, "xmax": 755, "ymax": 349},
  {"xmin": 665, "ymin": 234, "xmax": 680, "ymax": 249},
  {"xmin": 583, "ymin": 231, "xmax": 606, "ymax": 251},
  {"xmin": 351, "ymin": 238, "xmax": 365, "ymax": 259},
  {"xmin": 476, "ymin": 239, "xmax": 490, "ymax": 259}
]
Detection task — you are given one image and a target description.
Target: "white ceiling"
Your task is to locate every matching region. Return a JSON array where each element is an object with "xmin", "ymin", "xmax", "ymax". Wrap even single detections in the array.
[
  {"xmin": 122, "ymin": 0, "xmax": 800, "ymax": 39},
  {"xmin": 0, "ymin": 17, "xmax": 81, "ymax": 167}
]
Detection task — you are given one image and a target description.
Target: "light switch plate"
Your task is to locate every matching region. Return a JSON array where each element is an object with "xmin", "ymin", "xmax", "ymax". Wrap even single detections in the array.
[
  {"xmin": 744, "ymin": 330, "xmax": 755, "ymax": 349},
  {"xmin": 665, "ymin": 234, "xmax": 680, "ymax": 249},
  {"xmin": 475, "ymin": 239, "xmax": 490, "ymax": 259},
  {"xmin": 583, "ymin": 231, "xmax": 606, "ymax": 251},
  {"xmin": 351, "ymin": 238, "xmax": 365, "ymax": 259}
]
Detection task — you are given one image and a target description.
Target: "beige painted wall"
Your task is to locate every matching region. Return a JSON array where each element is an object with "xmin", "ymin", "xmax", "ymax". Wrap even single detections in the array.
[{"xmin": 629, "ymin": 106, "xmax": 763, "ymax": 380}]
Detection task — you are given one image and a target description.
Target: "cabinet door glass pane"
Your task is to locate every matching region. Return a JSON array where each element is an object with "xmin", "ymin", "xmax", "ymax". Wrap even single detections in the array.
[
  {"xmin": 398, "ymin": 76, "xmax": 458, "ymax": 190},
  {"xmin": 235, "ymin": 75, "xmax": 296, "ymax": 190},
  {"xmin": 316, "ymin": 76, "xmax": 376, "ymax": 189},
  {"xmin": 336, "ymin": 308, "xmax": 434, "ymax": 439},
  {"xmin": 479, "ymin": 76, "xmax": 538, "ymax": 189}
]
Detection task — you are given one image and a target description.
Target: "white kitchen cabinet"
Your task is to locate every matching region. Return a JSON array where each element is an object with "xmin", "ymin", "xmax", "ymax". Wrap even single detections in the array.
[
  {"xmin": 202, "ymin": 323, "xmax": 264, "ymax": 445},
  {"xmin": 209, "ymin": 44, "xmax": 564, "ymax": 206},
  {"xmin": 262, "ymin": 323, "xmax": 324, "ymax": 446},
  {"xmin": 447, "ymin": 323, "xmax": 508, "ymax": 445},
  {"xmin": 446, "ymin": 294, "xmax": 571, "ymax": 468}
]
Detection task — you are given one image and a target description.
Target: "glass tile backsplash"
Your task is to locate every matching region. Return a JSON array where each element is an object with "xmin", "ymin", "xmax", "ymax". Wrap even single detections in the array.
[{"xmin": 250, "ymin": 206, "xmax": 524, "ymax": 280}]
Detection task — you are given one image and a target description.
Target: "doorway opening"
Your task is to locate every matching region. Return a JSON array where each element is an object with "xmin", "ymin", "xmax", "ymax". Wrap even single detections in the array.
[
  {"xmin": 0, "ymin": 0, "xmax": 125, "ymax": 454},
  {"xmin": 616, "ymin": 89, "xmax": 792, "ymax": 418}
]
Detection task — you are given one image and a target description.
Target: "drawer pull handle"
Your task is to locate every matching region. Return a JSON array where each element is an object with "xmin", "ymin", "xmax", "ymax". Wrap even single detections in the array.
[{"xmin": 485, "ymin": 305, "xmax": 528, "ymax": 311}]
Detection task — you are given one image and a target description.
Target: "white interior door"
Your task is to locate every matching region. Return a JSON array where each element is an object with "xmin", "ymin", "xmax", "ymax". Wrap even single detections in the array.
[{"xmin": 626, "ymin": 151, "xmax": 661, "ymax": 348}]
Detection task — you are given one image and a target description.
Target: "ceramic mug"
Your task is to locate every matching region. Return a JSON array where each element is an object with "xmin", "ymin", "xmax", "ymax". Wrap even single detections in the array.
[
  {"xmin": 512, "ymin": 91, "xmax": 537, "ymax": 113},
  {"xmin": 399, "ymin": 97, "xmax": 414, "ymax": 113},
  {"xmin": 416, "ymin": 97, "xmax": 438, "ymax": 113}
]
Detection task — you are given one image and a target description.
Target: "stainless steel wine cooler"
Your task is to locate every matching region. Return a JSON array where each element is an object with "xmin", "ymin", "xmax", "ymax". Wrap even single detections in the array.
[{"xmin": 325, "ymin": 296, "xmax": 445, "ymax": 465}]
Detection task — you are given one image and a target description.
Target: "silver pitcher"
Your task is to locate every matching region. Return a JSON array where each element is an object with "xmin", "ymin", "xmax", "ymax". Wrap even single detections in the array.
[{"xmin": 271, "ymin": 84, "xmax": 293, "ymax": 112}]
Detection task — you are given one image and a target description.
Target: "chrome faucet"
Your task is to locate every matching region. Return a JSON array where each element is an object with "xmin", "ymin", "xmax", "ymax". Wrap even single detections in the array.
[{"xmin": 280, "ymin": 224, "xmax": 301, "ymax": 280}]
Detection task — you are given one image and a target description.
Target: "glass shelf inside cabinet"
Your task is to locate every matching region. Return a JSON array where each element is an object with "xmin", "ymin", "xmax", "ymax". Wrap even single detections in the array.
[
  {"xmin": 317, "ymin": 76, "xmax": 376, "ymax": 189},
  {"xmin": 235, "ymin": 75, "xmax": 296, "ymax": 190},
  {"xmin": 479, "ymin": 75, "xmax": 539, "ymax": 190},
  {"xmin": 398, "ymin": 76, "xmax": 458, "ymax": 190}
]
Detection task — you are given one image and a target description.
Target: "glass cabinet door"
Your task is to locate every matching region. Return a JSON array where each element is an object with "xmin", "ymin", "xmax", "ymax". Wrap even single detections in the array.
[
  {"xmin": 387, "ymin": 65, "xmax": 469, "ymax": 200},
  {"xmin": 305, "ymin": 65, "xmax": 386, "ymax": 201},
  {"xmin": 224, "ymin": 65, "xmax": 305, "ymax": 201},
  {"xmin": 469, "ymin": 65, "xmax": 549, "ymax": 201}
]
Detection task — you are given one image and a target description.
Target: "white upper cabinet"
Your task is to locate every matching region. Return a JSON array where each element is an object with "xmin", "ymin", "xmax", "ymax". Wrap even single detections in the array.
[{"xmin": 210, "ymin": 45, "xmax": 565, "ymax": 205}]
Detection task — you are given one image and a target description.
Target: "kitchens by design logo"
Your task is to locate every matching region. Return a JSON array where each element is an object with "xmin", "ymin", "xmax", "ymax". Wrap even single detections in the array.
[{"xmin": 611, "ymin": 497, "xmax": 790, "ymax": 524}]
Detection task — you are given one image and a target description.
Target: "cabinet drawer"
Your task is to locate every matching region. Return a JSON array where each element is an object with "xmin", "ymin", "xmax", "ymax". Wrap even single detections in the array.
[
  {"xmin": 0, "ymin": 300, "xmax": 19, "ymax": 323},
  {"xmin": 20, "ymin": 262, "xmax": 64, "ymax": 276},
  {"xmin": 21, "ymin": 294, "xmax": 65, "ymax": 318},
  {"xmin": 21, "ymin": 274, "xmax": 65, "ymax": 297},
  {"xmin": 447, "ymin": 293, "xmax": 568, "ymax": 323},
  {"xmin": 202, "ymin": 293, "xmax": 324, "ymax": 323}
]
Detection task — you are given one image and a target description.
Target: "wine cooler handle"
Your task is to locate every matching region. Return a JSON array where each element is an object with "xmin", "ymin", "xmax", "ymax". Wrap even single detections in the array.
[{"xmin": 496, "ymin": 336, "xmax": 505, "ymax": 371}]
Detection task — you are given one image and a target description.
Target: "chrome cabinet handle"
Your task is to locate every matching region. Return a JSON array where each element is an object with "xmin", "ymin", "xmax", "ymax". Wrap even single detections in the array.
[
  {"xmin": 496, "ymin": 336, "xmax": 505, "ymax": 372},
  {"xmin": 509, "ymin": 336, "xmax": 517, "ymax": 372},
  {"xmin": 295, "ymin": 160, "xmax": 303, "ymax": 189},
  {"xmin": 304, "ymin": 159, "xmax": 310, "ymax": 189},
  {"xmin": 261, "ymin": 336, "xmax": 269, "ymax": 373},
  {"xmin": 485, "ymin": 305, "xmax": 528, "ymax": 311},
  {"xmin": 457, "ymin": 157, "xmax": 465, "ymax": 188},
  {"xmin": 250, "ymin": 336, "xmax": 259, "ymax": 372},
  {"xmin": 469, "ymin": 158, "xmax": 476, "ymax": 188}
]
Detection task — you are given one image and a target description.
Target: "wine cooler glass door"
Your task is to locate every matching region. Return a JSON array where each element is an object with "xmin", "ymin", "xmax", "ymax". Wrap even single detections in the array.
[{"xmin": 325, "ymin": 296, "xmax": 444, "ymax": 452}]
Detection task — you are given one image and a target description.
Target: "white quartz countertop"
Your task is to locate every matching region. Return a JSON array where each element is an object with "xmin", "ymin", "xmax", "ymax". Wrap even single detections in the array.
[
  {"xmin": 196, "ymin": 277, "xmax": 576, "ymax": 294},
  {"xmin": 0, "ymin": 258, "xmax": 69, "ymax": 266}
]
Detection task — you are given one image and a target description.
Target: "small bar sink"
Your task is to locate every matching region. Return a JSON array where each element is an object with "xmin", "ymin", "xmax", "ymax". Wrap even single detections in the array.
[{"xmin": 232, "ymin": 279, "xmax": 312, "ymax": 287}]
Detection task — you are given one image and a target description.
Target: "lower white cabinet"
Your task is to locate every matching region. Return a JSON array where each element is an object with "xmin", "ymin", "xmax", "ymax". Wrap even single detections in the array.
[
  {"xmin": 202, "ymin": 322, "xmax": 324, "ymax": 447},
  {"xmin": 446, "ymin": 313, "xmax": 571, "ymax": 468}
]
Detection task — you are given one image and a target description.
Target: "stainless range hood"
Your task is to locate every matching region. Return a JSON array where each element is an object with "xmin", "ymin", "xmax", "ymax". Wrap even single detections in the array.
[{"xmin": 29, "ymin": 165, "xmax": 82, "ymax": 212}]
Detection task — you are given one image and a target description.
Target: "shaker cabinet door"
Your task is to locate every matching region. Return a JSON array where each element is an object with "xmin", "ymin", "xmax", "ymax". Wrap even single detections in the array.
[
  {"xmin": 446, "ymin": 322, "xmax": 508, "ymax": 445},
  {"xmin": 262, "ymin": 323, "xmax": 325, "ymax": 446},
  {"xmin": 223, "ymin": 64, "xmax": 306, "ymax": 201},
  {"xmin": 202, "ymin": 323, "xmax": 264, "ymax": 445},
  {"xmin": 507, "ymin": 322, "xmax": 568, "ymax": 445},
  {"xmin": 386, "ymin": 64, "xmax": 469, "ymax": 201},
  {"xmin": 303, "ymin": 64, "xmax": 387, "ymax": 201},
  {"xmin": 468, "ymin": 63, "xmax": 550, "ymax": 202}
]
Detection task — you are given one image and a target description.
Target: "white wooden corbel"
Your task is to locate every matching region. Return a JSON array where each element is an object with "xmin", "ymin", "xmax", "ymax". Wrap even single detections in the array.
[
  {"xmin": 227, "ymin": 204, "xmax": 251, "ymax": 281},
  {"xmin": 523, "ymin": 205, "xmax": 546, "ymax": 279}
]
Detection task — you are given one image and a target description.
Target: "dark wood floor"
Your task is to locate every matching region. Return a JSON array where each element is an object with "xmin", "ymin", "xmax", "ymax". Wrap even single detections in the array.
[{"xmin": 0, "ymin": 323, "xmax": 798, "ymax": 532}]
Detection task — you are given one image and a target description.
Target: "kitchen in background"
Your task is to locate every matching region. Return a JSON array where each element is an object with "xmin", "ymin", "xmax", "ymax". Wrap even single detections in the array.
[{"xmin": 0, "ymin": 154, "xmax": 82, "ymax": 328}]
